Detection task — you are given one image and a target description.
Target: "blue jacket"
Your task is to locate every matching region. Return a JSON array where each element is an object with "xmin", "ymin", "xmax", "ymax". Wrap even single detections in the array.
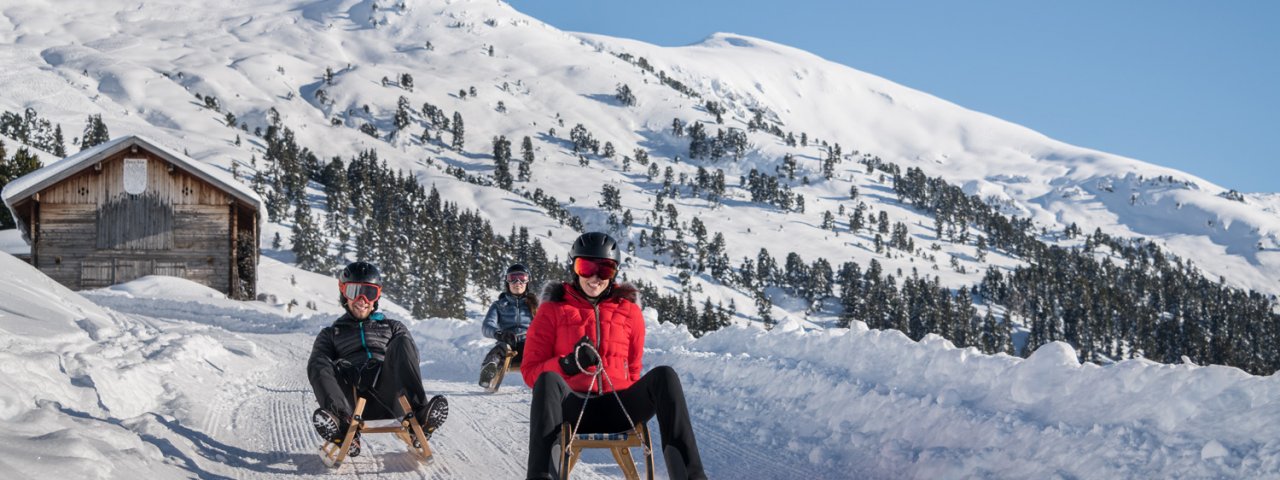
[{"xmin": 482, "ymin": 291, "xmax": 537, "ymax": 338}]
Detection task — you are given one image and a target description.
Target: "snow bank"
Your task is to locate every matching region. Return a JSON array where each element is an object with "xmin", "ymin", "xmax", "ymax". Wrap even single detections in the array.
[
  {"xmin": 0, "ymin": 253, "xmax": 262, "ymax": 478},
  {"xmin": 655, "ymin": 321, "xmax": 1280, "ymax": 478}
]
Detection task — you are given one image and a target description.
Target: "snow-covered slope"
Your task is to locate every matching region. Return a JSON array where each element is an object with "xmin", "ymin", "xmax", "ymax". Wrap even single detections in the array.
[
  {"xmin": 2, "ymin": 251, "xmax": 1279, "ymax": 478},
  {"xmin": 3, "ymin": 3, "xmax": 1280, "ymax": 475},
  {"xmin": 1, "ymin": 0, "xmax": 1278, "ymax": 302}
]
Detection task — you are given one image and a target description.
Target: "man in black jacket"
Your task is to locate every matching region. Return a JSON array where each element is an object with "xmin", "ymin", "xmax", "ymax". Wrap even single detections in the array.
[{"xmin": 307, "ymin": 261, "xmax": 447, "ymax": 453}]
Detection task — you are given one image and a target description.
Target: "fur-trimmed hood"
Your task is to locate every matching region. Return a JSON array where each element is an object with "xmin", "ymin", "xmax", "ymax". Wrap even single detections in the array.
[{"xmin": 542, "ymin": 281, "xmax": 640, "ymax": 306}]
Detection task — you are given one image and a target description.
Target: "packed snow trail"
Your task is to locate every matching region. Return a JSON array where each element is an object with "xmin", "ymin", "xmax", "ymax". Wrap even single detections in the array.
[
  {"xmin": 5, "ymin": 254, "xmax": 1280, "ymax": 479},
  {"xmin": 81, "ymin": 285, "xmax": 827, "ymax": 479}
]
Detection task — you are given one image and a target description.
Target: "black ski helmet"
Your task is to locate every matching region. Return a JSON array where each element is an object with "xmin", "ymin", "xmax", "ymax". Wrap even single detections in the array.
[
  {"xmin": 339, "ymin": 261, "xmax": 381, "ymax": 308},
  {"xmin": 340, "ymin": 261, "xmax": 381, "ymax": 285},
  {"xmin": 570, "ymin": 232, "xmax": 621, "ymax": 262},
  {"xmin": 504, "ymin": 263, "xmax": 530, "ymax": 292}
]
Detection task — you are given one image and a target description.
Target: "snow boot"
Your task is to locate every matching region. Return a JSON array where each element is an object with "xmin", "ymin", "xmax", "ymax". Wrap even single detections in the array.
[
  {"xmin": 409, "ymin": 395, "xmax": 449, "ymax": 445},
  {"xmin": 313, "ymin": 408, "xmax": 361, "ymax": 457},
  {"xmin": 479, "ymin": 361, "xmax": 500, "ymax": 389}
]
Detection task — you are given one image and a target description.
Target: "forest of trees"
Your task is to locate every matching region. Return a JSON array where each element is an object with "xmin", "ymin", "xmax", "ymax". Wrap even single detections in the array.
[
  {"xmin": 621, "ymin": 124, "xmax": 1278, "ymax": 374},
  {"xmin": 252, "ymin": 123, "xmax": 556, "ymax": 320},
  {"xmin": 4, "ymin": 82, "xmax": 1269, "ymax": 378},
  {"xmin": 0, "ymin": 109, "xmax": 67, "ymax": 156},
  {"xmin": 891, "ymin": 164, "xmax": 1280, "ymax": 374}
]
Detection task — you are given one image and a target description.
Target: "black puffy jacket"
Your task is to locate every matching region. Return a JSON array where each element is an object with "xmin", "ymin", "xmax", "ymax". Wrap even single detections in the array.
[
  {"xmin": 308, "ymin": 311, "xmax": 409, "ymax": 372},
  {"xmin": 307, "ymin": 311, "xmax": 414, "ymax": 417}
]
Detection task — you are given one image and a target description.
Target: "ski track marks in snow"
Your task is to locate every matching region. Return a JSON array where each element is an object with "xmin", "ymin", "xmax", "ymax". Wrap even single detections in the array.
[
  {"xmin": 179, "ymin": 328, "xmax": 625, "ymax": 479},
  {"xmin": 65, "ymin": 289, "xmax": 962, "ymax": 479}
]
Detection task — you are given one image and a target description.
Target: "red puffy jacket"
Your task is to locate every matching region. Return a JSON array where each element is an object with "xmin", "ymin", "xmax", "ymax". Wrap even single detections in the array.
[{"xmin": 522, "ymin": 282, "xmax": 644, "ymax": 393}]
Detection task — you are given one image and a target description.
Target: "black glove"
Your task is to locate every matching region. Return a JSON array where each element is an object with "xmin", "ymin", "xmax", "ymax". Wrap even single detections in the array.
[
  {"xmin": 495, "ymin": 330, "xmax": 514, "ymax": 345},
  {"xmin": 559, "ymin": 336, "xmax": 600, "ymax": 375}
]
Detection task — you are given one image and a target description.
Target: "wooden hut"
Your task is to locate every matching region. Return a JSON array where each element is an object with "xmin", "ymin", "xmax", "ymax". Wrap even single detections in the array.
[{"xmin": 1, "ymin": 135, "xmax": 261, "ymax": 299}]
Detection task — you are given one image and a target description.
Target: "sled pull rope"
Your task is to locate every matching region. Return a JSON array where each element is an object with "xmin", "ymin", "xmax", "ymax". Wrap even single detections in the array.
[{"xmin": 565, "ymin": 342, "xmax": 651, "ymax": 459}]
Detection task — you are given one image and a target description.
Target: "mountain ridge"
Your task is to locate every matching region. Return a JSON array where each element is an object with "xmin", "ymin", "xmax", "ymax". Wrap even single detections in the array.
[{"xmin": 1, "ymin": 0, "xmax": 1277, "ymax": 301}]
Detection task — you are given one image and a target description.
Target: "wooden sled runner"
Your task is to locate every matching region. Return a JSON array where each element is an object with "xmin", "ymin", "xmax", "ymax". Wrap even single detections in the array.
[
  {"xmin": 319, "ymin": 394, "xmax": 434, "ymax": 468},
  {"xmin": 558, "ymin": 422, "xmax": 655, "ymax": 480},
  {"xmin": 484, "ymin": 346, "xmax": 521, "ymax": 393}
]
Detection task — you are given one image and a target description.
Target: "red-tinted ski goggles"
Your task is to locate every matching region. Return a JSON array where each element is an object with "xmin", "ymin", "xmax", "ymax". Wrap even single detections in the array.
[
  {"xmin": 506, "ymin": 272, "xmax": 530, "ymax": 284},
  {"xmin": 340, "ymin": 282, "xmax": 382, "ymax": 303},
  {"xmin": 573, "ymin": 257, "xmax": 618, "ymax": 280}
]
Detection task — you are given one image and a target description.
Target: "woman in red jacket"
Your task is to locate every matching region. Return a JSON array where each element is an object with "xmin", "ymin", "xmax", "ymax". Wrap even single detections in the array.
[{"xmin": 522, "ymin": 232, "xmax": 706, "ymax": 480}]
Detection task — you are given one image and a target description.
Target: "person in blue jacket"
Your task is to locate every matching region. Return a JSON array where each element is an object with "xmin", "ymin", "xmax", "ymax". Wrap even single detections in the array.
[{"xmin": 479, "ymin": 263, "xmax": 539, "ymax": 388}]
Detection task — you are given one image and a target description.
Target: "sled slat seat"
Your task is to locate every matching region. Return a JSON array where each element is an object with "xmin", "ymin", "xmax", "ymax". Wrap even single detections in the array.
[
  {"xmin": 319, "ymin": 394, "xmax": 434, "ymax": 468},
  {"xmin": 575, "ymin": 431, "xmax": 631, "ymax": 442},
  {"xmin": 559, "ymin": 422, "xmax": 654, "ymax": 480}
]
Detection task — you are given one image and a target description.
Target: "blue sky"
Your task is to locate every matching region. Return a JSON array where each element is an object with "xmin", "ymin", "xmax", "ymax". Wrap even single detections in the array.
[{"xmin": 507, "ymin": 0, "xmax": 1280, "ymax": 193}]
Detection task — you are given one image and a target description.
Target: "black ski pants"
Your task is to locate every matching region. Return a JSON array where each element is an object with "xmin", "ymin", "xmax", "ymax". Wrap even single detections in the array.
[
  {"xmin": 309, "ymin": 334, "xmax": 428, "ymax": 421},
  {"xmin": 483, "ymin": 340, "xmax": 526, "ymax": 367},
  {"xmin": 526, "ymin": 366, "xmax": 706, "ymax": 480}
]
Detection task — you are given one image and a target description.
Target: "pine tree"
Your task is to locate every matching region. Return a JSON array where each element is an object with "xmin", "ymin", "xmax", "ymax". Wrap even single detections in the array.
[
  {"xmin": 6, "ymin": 147, "xmax": 40, "ymax": 181},
  {"xmin": 81, "ymin": 114, "xmax": 110, "ymax": 150},
  {"xmin": 51, "ymin": 125, "xmax": 66, "ymax": 156},
  {"xmin": 810, "ymin": 257, "xmax": 834, "ymax": 304},
  {"xmin": 394, "ymin": 96, "xmax": 412, "ymax": 132},
  {"xmin": 322, "ymin": 157, "xmax": 351, "ymax": 241},
  {"xmin": 850, "ymin": 203, "xmax": 866, "ymax": 232},
  {"xmin": 756, "ymin": 248, "xmax": 776, "ymax": 286},
  {"xmin": 519, "ymin": 135, "xmax": 534, "ymax": 182},
  {"xmin": 694, "ymin": 298, "xmax": 718, "ymax": 337},
  {"xmin": 0, "ymin": 139, "xmax": 8, "ymax": 183},
  {"xmin": 451, "ymin": 111, "xmax": 465, "ymax": 150},
  {"xmin": 599, "ymin": 184, "xmax": 622, "ymax": 211},
  {"xmin": 755, "ymin": 289, "xmax": 774, "ymax": 329},
  {"xmin": 702, "ymin": 233, "xmax": 727, "ymax": 280},
  {"xmin": 622, "ymin": 209, "xmax": 634, "ymax": 229},
  {"xmin": 492, "ymin": 135, "xmax": 513, "ymax": 190},
  {"xmin": 291, "ymin": 199, "xmax": 330, "ymax": 271},
  {"xmin": 615, "ymin": 84, "xmax": 636, "ymax": 106},
  {"xmin": 0, "ymin": 141, "xmax": 14, "ymax": 228}
]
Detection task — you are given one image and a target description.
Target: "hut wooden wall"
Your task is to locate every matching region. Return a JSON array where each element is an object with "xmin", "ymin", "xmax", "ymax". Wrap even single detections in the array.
[{"xmin": 34, "ymin": 149, "xmax": 235, "ymax": 293}]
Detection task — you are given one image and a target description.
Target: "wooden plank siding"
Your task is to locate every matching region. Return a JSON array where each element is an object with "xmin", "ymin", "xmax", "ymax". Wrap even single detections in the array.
[
  {"xmin": 33, "ymin": 147, "xmax": 240, "ymax": 294},
  {"xmin": 40, "ymin": 254, "xmax": 231, "ymax": 291}
]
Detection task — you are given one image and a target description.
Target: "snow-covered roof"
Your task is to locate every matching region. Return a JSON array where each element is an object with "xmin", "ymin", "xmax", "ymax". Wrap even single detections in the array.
[
  {"xmin": 3, "ymin": 134, "xmax": 261, "ymax": 208},
  {"xmin": 2, "ymin": 135, "xmax": 263, "ymax": 240}
]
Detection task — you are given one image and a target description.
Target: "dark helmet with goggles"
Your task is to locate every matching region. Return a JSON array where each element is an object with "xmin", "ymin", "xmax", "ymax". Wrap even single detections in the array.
[
  {"xmin": 339, "ymin": 261, "xmax": 382, "ymax": 306},
  {"xmin": 505, "ymin": 263, "xmax": 530, "ymax": 285},
  {"xmin": 569, "ymin": 232, "xmax": 621, "ymax": 280}
]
